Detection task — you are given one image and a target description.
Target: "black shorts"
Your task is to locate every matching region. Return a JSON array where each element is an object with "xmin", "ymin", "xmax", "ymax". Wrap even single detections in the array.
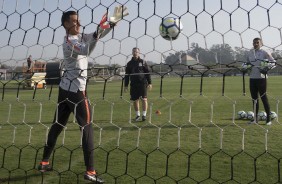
[{"xmin": 130, "ymin": 83, "xmax": 148, "ymax": 101}]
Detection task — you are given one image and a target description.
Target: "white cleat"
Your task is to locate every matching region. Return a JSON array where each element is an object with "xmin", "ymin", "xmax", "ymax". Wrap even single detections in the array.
[{"xmin": 266, "ymin": 121, "xmax": 272, "ymax": 126}]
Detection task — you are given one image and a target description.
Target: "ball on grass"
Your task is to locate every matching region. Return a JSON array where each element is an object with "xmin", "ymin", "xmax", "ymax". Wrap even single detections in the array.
[
  {"xmin": 270, "ymin": 111, "xmax": 277, "ymax": 120},
  {"xmin": 237, "ymin": 110, "xmax": 247, "ymax": 119},
  {"xmin": 247, "ymin": 111, "xmax": 254, "ymax": 120},
  {"xmin": 258, "ymin": 111, "xmax": 267, "ymax": 121}
]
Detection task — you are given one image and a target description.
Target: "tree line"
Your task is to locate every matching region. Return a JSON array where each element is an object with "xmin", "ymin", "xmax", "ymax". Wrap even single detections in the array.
[{"xmin": 163, "ymin": 43, "xmax": 281, "ymax": 66}]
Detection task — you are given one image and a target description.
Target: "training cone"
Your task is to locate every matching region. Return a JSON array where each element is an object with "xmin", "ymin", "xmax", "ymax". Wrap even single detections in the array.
[{"xmin": 155, "ymin": 110, "xmax": 161, "ymax": 115}]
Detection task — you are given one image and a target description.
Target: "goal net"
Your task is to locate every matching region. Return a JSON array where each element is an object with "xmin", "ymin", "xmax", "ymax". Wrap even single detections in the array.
[{"xmin": 1, "ymin": 0, "xmax": 282, "ymax": 183}]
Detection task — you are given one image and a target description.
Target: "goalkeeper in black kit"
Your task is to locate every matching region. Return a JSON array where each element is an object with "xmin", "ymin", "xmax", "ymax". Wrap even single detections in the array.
[
  {"xmin": 37, "ymin": 6, "xmax": 128, "ymax": 183},
  {"xmin": 124, "ymin": 47, "xmax": 152, "ymax": 122}
]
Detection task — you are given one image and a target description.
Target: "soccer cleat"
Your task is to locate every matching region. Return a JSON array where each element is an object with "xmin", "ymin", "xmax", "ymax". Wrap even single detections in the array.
[
  {"xmin": 38, "ymin": 161, "xmax": 52, "ymax": 172},
  {"xmin": 266, "ymin": 121, "xmax": 272, "ymax": 126},
  {"xmin": 84, "ymin": 171, "xmax": 104, "ymax": 183},
  {"xmin": 142, "ymin": 115, "xmax": 146, "ymax": 121},
  {"xmin": 135, "ymin": 116, "xmax": 141, "ymax": 122}
]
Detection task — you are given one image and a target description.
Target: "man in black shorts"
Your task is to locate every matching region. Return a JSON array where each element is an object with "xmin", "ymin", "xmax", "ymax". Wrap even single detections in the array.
[{"xmin": 124, "ymin": 47, "xmax": 152, "ymax": 121}]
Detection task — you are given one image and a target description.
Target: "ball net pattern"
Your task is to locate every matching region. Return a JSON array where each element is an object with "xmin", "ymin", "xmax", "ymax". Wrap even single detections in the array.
[{"xmin": 1, "ymin": 0, "xmax": 282, "ymax": 183}]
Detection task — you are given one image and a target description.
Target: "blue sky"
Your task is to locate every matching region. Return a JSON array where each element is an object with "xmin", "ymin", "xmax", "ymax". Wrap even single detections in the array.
[{"xmin": 0, "ymin": 0, "xmax": 282, "ymax": 66}]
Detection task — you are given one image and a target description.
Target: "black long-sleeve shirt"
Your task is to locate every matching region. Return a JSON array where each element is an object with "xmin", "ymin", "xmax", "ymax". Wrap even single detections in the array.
[{"xmin": 124, "ymin": 57, "xmax": 152, "ymax": 87}]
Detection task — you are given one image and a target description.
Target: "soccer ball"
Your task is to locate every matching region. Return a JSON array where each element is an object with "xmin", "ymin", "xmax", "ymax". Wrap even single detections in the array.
[
  {"xmin": 258, "ymin": 111, "xmax": 267, "ymax": 121},
  {"xmin": 247, "ymin": 111, "xmax": 254, "ymax": 120},
  {"xmin": 237, "ymin": 110, "xmax": 247, "ymax": 119},
  {"xmin": 270, "ymin": 111, "xmax": 277, "ymax": 120},
  {"xmin": 159, "ymin": 17, "xmax": 183, "ymax": 40}
]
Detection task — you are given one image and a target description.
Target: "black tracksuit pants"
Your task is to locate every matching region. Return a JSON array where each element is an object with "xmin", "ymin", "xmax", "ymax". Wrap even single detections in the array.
[
  {"xmin": 249, "ymin": 78, "xmax": 271, "ymax": 122},
  {"xmin": 42, "ymin": 87, "xmax": 94, "ymax": 171}
]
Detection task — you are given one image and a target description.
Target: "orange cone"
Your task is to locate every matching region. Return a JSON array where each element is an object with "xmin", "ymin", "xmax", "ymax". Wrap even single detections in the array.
[{"xmin": 155, "ymin": 110, "xmax": 161, "ymax": 115}]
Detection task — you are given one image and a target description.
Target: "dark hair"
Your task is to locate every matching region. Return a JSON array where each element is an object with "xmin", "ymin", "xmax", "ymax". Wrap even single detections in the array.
[
  {"xmin": 61, "ymin": 11, "xmax": 77, "ymax": 28},
  {"xmin": 253, "ymin": 37, "xmax": 262, "ymax": 42},
  {"xmin": 132, "ymin": 47, "xmax": 140, "ymax": 51}
]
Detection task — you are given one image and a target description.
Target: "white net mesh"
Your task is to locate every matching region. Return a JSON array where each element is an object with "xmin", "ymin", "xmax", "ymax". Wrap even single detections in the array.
[{"xmin": 1, "ymin": 0, "xmax": 282, "ymax": 183}]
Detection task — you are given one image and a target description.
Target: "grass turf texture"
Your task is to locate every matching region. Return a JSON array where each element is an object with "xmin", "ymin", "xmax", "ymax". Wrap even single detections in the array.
[{"xmin": 1, "ymin": 75, "xmax": 282, "ymax": 183}]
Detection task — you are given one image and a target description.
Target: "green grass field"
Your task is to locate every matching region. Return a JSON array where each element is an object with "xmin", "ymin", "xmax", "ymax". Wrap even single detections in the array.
[{"xmin": 1, "ymin": 75, "xmax": 282, "ymax": 184}]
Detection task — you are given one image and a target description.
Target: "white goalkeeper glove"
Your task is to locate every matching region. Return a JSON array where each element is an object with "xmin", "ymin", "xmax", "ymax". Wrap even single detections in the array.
[
  {"xmin": 261, "ymin": 59, "xmax": 276, "ymax": 68},
  {"xmin": 241, "ymin": 62, "xmax": 251, "ymax": 72},
  {"xmin": 95, "ymin": 6, "xmax": 129, "ymax": 39},
  {"xmin": 260, "ymin": 59, "xmax": 276, "ymax": 74},
  {"xmin": 109, "ymin": 5, "xmax": 129, "ymax": 24}
]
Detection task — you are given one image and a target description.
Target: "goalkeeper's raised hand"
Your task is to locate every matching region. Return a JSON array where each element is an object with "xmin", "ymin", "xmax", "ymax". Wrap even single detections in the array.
[
  {"xmin": 95, "ymin": 5, "xmax": 129, "ymax": 39},
  {"xmin": 94, "ymin": 12, "xmax": 110, "ymax": 39},
  {"xmin": 109, "ymin": 5, "xmax": 129, "ymax": 24}
]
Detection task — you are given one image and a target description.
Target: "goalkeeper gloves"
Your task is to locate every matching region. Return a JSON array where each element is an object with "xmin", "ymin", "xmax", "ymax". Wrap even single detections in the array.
[
  {"xmin": 94, "ymin": 12, "xmax": 111, "ymax": 39},
  {"xmin": 260, "ymin": 59, "xmax": 276, "ymax": 74},
  {"xmin": 109, "ymin": 5, "xmax": 129, "ymax": 24},
  {"xmin": 241, "ymin": 62, "xmax": 252, "ymax": 72},
  {"xmin": 95, "ymin": 5, "xmax": 129, "ymax": 39}
]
